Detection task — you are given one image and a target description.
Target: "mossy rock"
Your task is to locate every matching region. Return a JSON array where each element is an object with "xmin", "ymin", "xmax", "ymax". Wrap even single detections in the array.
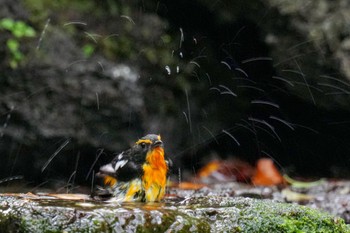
[{"xmin": 0, "ymin": 194, "xmax": 349, "ymax": 232}]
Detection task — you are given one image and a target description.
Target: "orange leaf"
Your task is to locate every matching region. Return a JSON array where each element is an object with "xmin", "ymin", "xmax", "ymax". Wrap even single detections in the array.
[
  {"xmin": 197, "ymin": 160, "xmax": 220, "ymax": 178},
  {"xmin": 174, "ymin": 182, "xmax": 207, "ymax": 190},
  {"xmin": 197, "ymin": 158, "xmax": 254, "ymax": 183},
  {"xmin": 251, "ymin": 158, "xmax": 283, "ymax": 186}
]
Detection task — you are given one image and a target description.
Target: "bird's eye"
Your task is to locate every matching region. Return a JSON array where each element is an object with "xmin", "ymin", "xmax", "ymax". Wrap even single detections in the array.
[{"xmin": 140, "ymin": 142, "xmax": 146, "ymax": 148}]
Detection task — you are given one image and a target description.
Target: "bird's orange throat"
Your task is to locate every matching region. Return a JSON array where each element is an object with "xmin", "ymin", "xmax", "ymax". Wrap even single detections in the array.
[
  {"xmin": 146, "ymin": 147, "xmax": 166, "ymax": 169},
  {"xmin": 142, "ymin": 146, "xmax": 168, "ymax": 201},
  {"xmin": 143, "ymin": 147, "xmax": 167, "ymax": 185}
]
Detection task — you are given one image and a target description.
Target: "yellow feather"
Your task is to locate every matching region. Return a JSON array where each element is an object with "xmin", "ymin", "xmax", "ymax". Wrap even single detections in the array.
[
  {"xmin": 124, "ymin": 179, "xmax": 142, "ymax": 202},
  {"xmin": 104, "ymin": 175, "xmax": 117, "ymax": 186},
  {"xmin": 135, "ymin": 139, "xmax": 152, "ymax": 145}
]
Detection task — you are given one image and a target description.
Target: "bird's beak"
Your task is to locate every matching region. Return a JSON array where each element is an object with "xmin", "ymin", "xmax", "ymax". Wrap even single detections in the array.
[{"xmin": 153, "ymin": 140, "xmax": 163, "ymax": 148}]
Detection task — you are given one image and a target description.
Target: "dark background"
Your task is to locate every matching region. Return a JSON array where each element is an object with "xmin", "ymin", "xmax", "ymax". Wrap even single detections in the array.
[{"xmin": 1, "ymin": 0, "xmax": 350, "ymax": 191}]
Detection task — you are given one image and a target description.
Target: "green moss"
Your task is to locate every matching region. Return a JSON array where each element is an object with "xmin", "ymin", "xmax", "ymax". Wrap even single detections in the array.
[
  {"xmin": 179, "ymin": 197, "xmax": 350, "ymax": 233},
  {"xmin": 280, "ymin": 209, "xmax": 347, "ymax": 233}
]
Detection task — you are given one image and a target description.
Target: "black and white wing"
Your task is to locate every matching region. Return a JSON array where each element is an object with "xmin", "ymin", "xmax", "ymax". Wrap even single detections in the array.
[{"xmin": 98, "ymin": 150, "xmax": 143, "ymax": 183}]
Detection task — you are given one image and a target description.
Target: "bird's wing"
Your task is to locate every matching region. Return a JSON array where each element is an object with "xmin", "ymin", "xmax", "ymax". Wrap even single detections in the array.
[{"xmin": 98, "ymin": 150, "xmax": 143, "ymax": 185}]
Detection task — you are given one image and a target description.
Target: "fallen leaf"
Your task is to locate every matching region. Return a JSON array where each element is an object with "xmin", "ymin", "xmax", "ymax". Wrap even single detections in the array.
[
  {"xmin": 251, "ymin": 158, "xmax": 284, "ymax": 186},
  {"xmin": 281, "ymin": 188, "xmax": 314, "ymax": 202},
  {"xmin": 197, "ymin": 158, "xmax": 254, "ymax": 183},
  {"xmin": 283, "ymin": 174, "xmax": 325, "ymax": 189},
  {"xmin": 197, "ymin": 160, "xmax": 220, "ymax": 178},
  {"xmin": 45, "ymin": 193, "xmax": 91, "ymax": 200},
  {"xmin": 170, "ymin": 182, "xmax": 207, "ymax": 190}
]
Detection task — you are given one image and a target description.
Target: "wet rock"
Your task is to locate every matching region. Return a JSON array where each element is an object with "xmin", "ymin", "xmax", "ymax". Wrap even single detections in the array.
[
  {"xmin": 0, "ymin": 194, "xmax": 210, "ymax": 233},
  {"xmin": 0, "ymin": 193, "xmax": 349, "ymax": 232}
]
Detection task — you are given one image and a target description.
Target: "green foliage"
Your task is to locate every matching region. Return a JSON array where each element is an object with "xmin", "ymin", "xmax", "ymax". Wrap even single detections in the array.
[
  {"xmin": 82, "ymin": 43, "xmax": 95, "ymax": 58},
  {"xmin": 0, "ymin": 18, "xmax": 36, "ymax": 68}
]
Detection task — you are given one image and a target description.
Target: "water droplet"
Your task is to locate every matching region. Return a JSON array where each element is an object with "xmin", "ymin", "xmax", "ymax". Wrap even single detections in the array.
[{"xmin": 165, "ymin": 66, "xmax": 171, "ymax": 75}]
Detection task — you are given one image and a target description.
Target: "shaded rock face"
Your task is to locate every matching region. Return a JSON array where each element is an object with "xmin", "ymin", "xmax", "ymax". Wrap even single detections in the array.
[
  {"xmin": 0, "ymin": 2, "xmax": 149, "ymax": 181},
  {"xmin": 2, "ymin": 0, "xmax": 350, "ymax": 187},
  {"xmin": 0, "ymin": 2, "xmax": 165, "ymax": 184},
  {"xmin": 0, "ymin": 62, "xmax": 144, "ymax": 182},
  {"xmin": 266, "ymin": 0, "xmax": 350, "ymax": 80},
  {"xmin": 2, "ymin": 65, "xmax": 143, "ymax": 143}
]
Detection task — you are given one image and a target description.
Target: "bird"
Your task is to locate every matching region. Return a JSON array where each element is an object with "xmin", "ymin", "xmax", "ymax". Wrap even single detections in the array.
[{"xmin": 95, "ymin": 134, "xmax": 169, "ymax": 202}]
